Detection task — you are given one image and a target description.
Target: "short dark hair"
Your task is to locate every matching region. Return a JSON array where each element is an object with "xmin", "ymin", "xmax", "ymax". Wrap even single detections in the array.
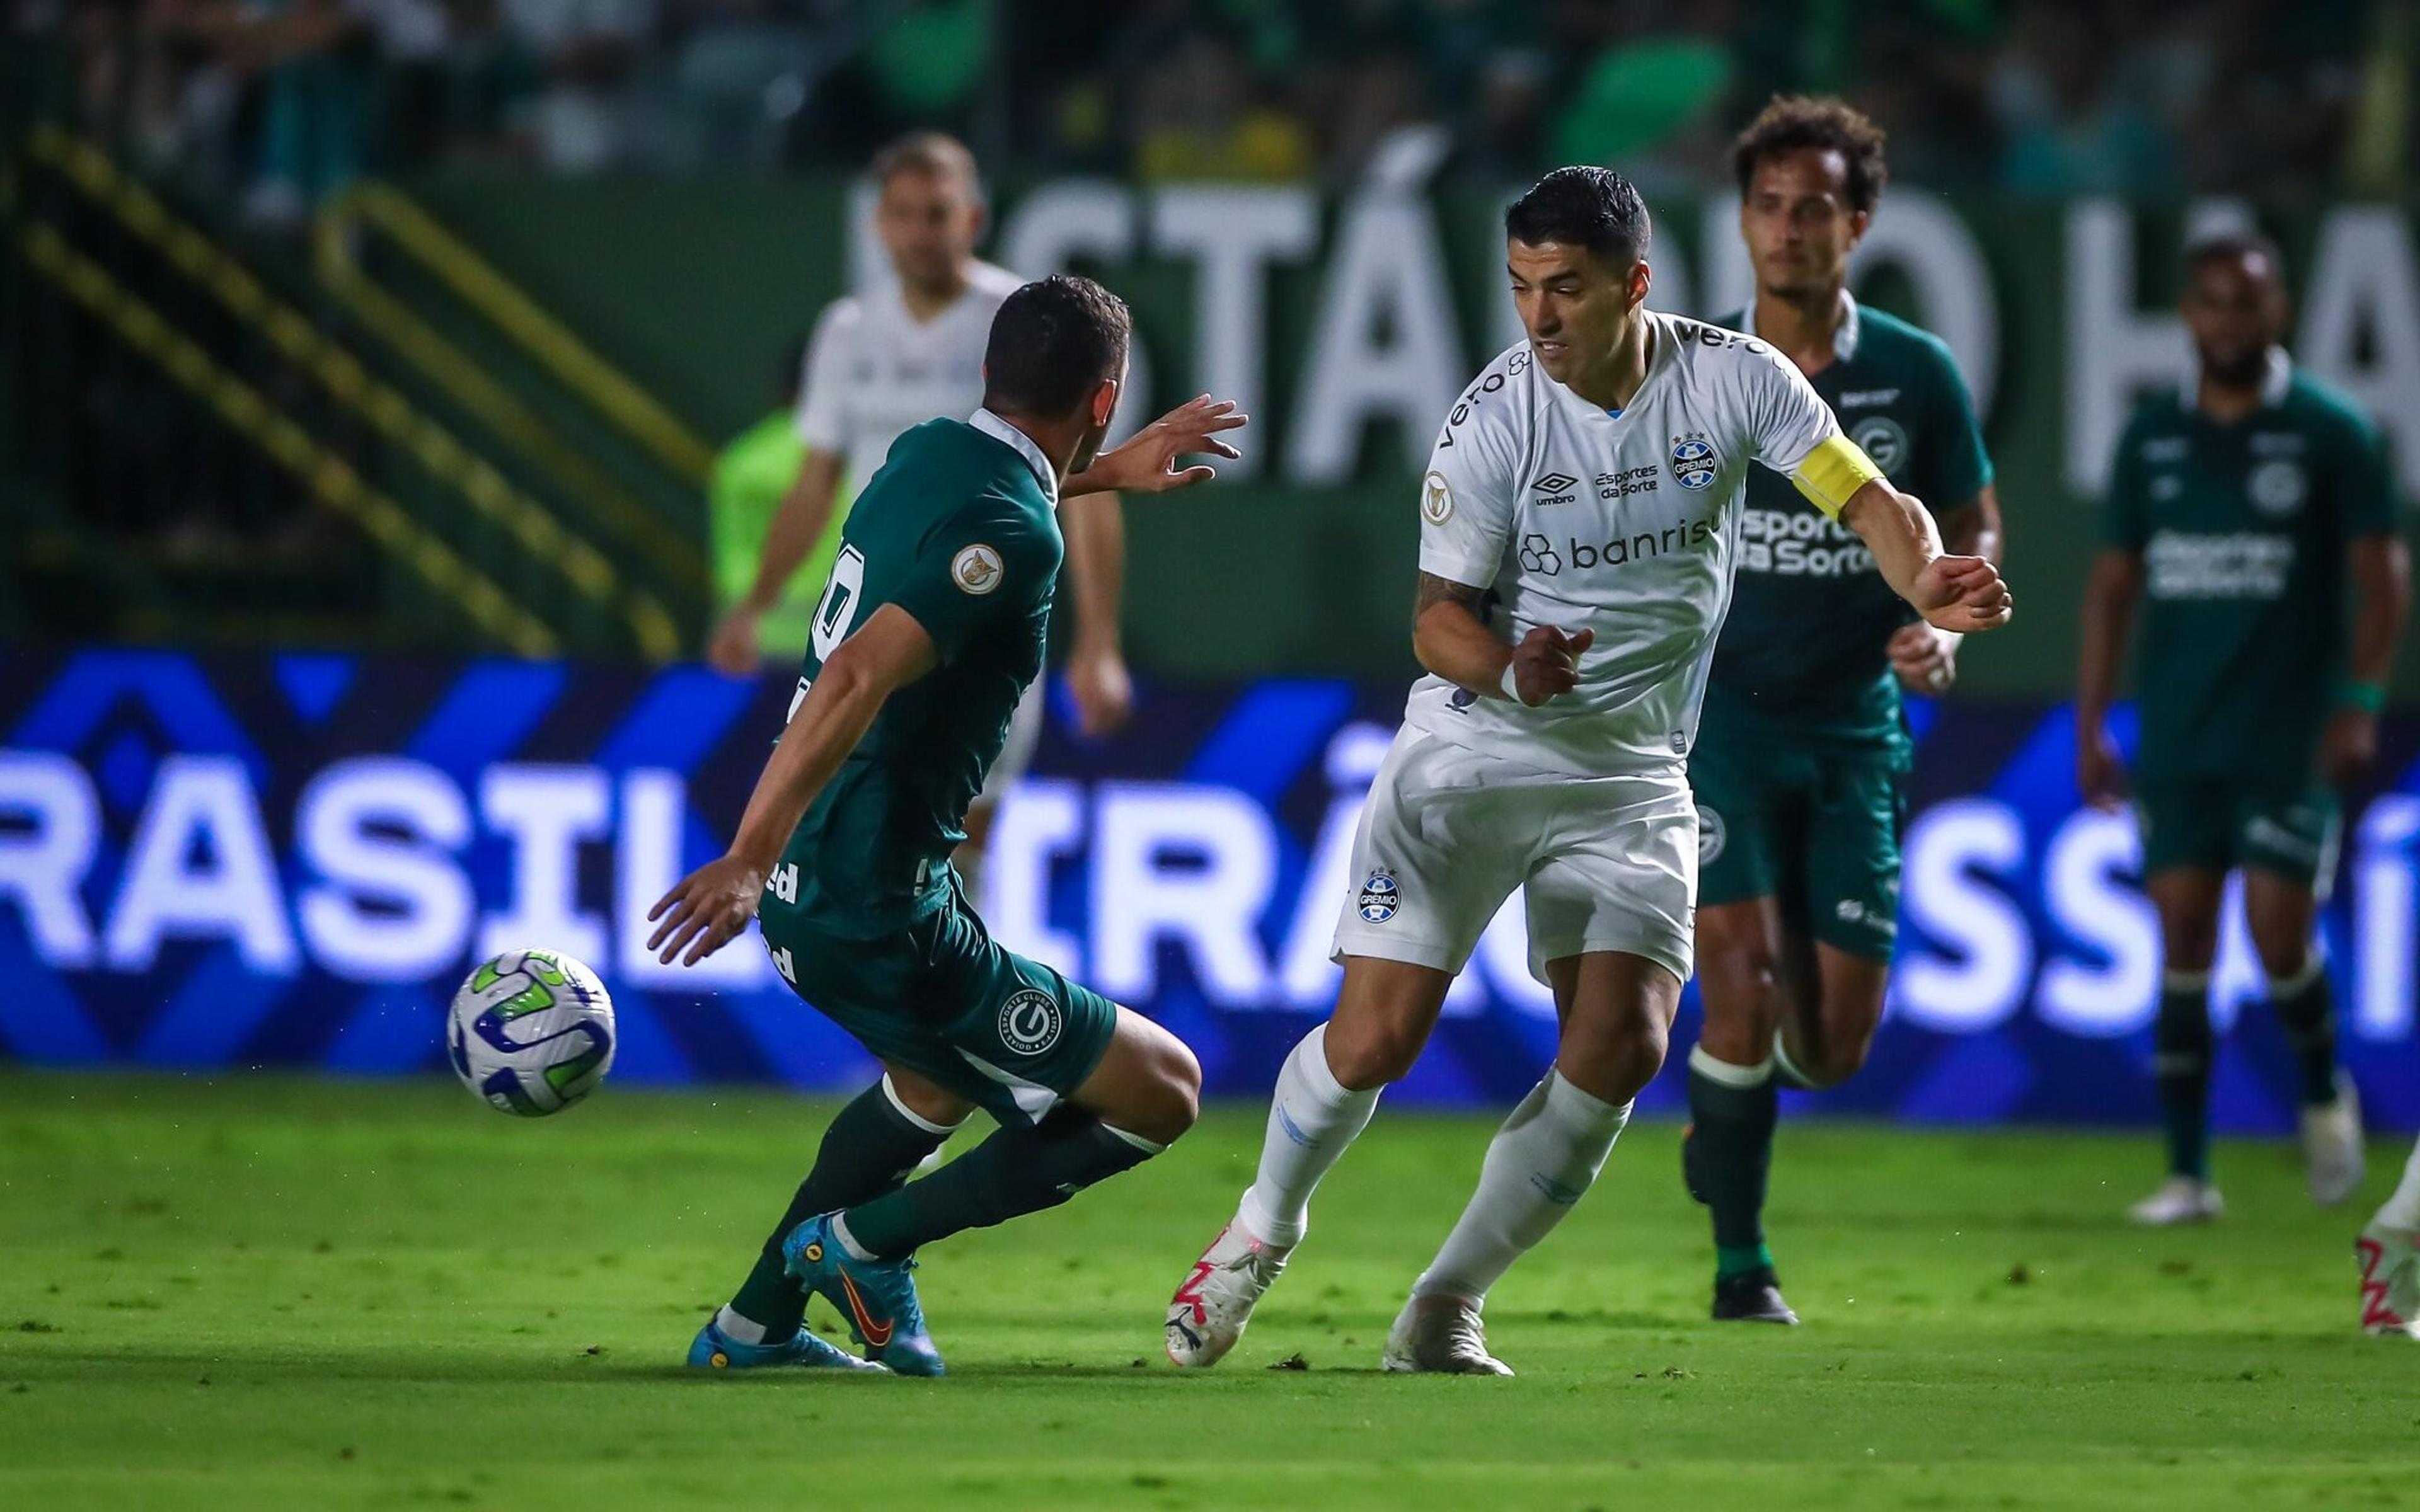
[
  {"xmin": 2184, "ymin": 229, "xmax": 2286, "ymax": 285},
  {"xmin": 982, "ymin": 275, "xmax": 1131, "ymax": 418},
  {"xmin": 870, "ymin": 130, "xmax": 981, "ymax": 199},
  {"xmin": 1731, "ymin": 95, "xmax": 1889, "ymax": 215},
  {"xmin": 1504, "ymin": 166, "xmax": 1651, "ymax": 266}
]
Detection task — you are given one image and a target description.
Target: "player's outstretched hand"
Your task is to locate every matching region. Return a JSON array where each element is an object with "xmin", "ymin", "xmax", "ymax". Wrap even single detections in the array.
[
  {"xmin": 2077, "ymin": 724, "xmax": 2128, "ymax": 813},
  {"xmin": 647, "ymin": 855, "xmax": 765, "ymax": 966},
  {"xmin": 1910, "ymin": 554, "xmax": 2012, "ymax": 634},
  {"xmin": 706, "ymin": 608, "xmax": 761, "ymax": 677},
  {"xmin": 1509, "ymin": 626, "xmax": 1592, "ymax": 707},
  {"xmin": 1888, "ymin": 622, "xmax": 1957, "ymax": 694},
  {"xmin": 1076, "ymin": 394, "xmax": 1246, "ymax": 495}
]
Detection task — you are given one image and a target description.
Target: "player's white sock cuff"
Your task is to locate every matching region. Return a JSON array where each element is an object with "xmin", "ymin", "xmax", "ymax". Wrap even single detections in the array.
[
  {"xmin": 881, "ymin": 1074, "xmax": 968, "ymax": 1136},
  {"xmin": 714, "ymin": 1305, "xmax": 771, "ymax": 1344},
  {"xmin": 829, "ymin": 1213, "xmax": 877, "ymax": 1263},
  {"xmin": 1688, "ymin": 1044, "xmax": 1774, "ymax": 1088},
  {"xmin": 1101, "ymin": 1123, "xmax": 1167, "ymax": 1157},
  {"xmin": 1299, "ymin": 1022, "xmax": 1352, "ymax": 1103},
  {"xmin": 1541, "ymin": 1068, "xmax": 1632, "ymax": 1133}
]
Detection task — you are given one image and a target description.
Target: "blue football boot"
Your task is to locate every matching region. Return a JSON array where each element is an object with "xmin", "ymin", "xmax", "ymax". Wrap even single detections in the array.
[
  {"xmin": 686, "ymin": 1313, "xmax": 889, "ymax": 1373},
  {"xmin": 781, "ymin": 1213, "xmax": 947, "ymax": 1377}
]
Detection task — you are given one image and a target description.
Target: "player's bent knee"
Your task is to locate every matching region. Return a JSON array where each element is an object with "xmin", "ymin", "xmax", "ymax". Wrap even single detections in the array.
[
  {"xmin": 1323, "ymin": 1014, "xmax": 1427, "ymax": 1090},
  {"xmin": 1088, "ymin": 1008, "xmax": 1201, "ymax": 1148},
  {"xmin": 1561, "ymin": 1010, "xmax": 1670, "ymax": 1106}
]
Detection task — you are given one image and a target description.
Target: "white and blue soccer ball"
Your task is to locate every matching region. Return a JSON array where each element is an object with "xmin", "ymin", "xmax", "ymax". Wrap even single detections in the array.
[{"xmin": 447, "ymin": 948, "xmax": 616, "ymax": 1116}]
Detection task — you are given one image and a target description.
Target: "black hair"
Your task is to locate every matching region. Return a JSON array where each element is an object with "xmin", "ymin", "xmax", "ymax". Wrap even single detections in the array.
[
  {"xmin": 981, "ymin": 275, "xmax": 1132, "ymax": 418},
  {"xmin": 1504, "ymin": 166, "xmax": 1651, "ymax": 266},
  {"xmin": 1731, "ymin": 95, "xmax": 1889, "ymax": 214},
  {"xmin": 2184, "ymin": 229, "xmax": 2286, "ymax": 284}
]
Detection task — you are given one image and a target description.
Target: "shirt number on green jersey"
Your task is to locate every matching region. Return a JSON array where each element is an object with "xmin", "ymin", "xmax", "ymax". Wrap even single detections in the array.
[{"xmin": 810, "ymin": 544, "xmax": 867, "ymax": 662}]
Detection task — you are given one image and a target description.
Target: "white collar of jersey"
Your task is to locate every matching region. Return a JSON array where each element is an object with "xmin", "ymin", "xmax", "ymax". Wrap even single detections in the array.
[
  {"xmin": 969, "ymin": 408, "xmax": 1061, "ymax": 505},
  {"xmin": 2181, "ymin": 345, "xmax": 2292, "ymax": 411},
  {"xmin": 1737, "ymin": 289, "xmax": 1860, "ymax": 362}
]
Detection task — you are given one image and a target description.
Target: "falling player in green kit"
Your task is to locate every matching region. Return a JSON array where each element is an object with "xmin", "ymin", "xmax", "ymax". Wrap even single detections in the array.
[
  {"xmin": 2078, "ymin": 232, "xmax": 2410, "ymax": 1225},
  {"xmin": 647, "ymin": 275, "xmax": 1247, "ymax": 1375},
  {"xmin": 1681, "ymin": 97, "xmax": 2005, "ymax": 1325}
]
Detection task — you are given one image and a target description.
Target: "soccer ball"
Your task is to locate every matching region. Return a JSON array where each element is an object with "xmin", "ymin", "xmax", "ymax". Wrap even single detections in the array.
[{"xmin": 447, "ymin": 948, "xmax": 616, "ymax": 1116}]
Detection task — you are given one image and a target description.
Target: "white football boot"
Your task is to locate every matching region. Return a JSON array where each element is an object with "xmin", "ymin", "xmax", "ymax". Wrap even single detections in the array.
[
  {"xmin": 1165, "ymin": 1220, "xmax": 1291, "ymax": 1367},
  {"xmin": 1381, "ymin": 1296, "xmax": 1513, "ymax": 1376},
  {"xmin": 2355, "ymin": 1225, "xmax": 2420, "ymax": 1339},
  {"xmin": 2302, "ymin": 1075, "xmax": 2366, "ymax": 1207},
  {"xmin": 2128, "ymin": 1176, "xmax": 2224, "ymax": 1225}
]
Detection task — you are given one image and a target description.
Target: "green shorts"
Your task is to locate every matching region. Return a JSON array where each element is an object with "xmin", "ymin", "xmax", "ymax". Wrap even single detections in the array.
[
  {"xmin": 1688, "ymin": 709, "xmax": 1908, "ymax": 962},
  {"xmin": 759, "ymin": 881, "xmax": 1119, "ymax": 1126},
  {"xmin": 2136, "ymin": 777, "xmax": 2341, "ymax": 892}
]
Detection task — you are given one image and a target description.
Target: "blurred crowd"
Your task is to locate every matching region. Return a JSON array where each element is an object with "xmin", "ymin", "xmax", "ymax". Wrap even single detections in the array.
[{"xmin": 8, "ymin": 0, "xmax": 2410, "ymax": 212}]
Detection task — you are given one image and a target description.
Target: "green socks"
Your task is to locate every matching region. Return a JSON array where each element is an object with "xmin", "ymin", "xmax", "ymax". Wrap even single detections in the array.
[
  {"xmin": 1687, "ymin": 1046, "xmax": 1780, "ymax": 1280},
  {"xmin": 2153, "ymin": 972, "xmax": 2213, "ymax": 1181},
  {"xmin": 2268, "ymin": 957, "xmax": 2341, "ymax": 1108},
  {"xmin": 838, "ymin": 1106, "xmax": 1163, "ymax": 1261},
  {"xmin": 726, "ymin": 1079, "xmax": 958, "ymax": 1338}
]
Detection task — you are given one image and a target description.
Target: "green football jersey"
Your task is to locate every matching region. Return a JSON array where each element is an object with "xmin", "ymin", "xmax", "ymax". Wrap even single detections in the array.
[
  {"xmin": 1708, "ymin": 297, "xmax": 1994, "ymax": 737},
  {"xmin": 2106, "ymin": 358, "xmax": 2396, "ymax": 782},
  {"xmin": 780, "ymin": 411, "xmax": 1063, "ymax": 936}
]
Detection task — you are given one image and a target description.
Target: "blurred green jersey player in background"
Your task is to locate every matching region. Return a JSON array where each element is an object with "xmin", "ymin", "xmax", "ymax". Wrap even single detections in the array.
[
  {"xmin": 1683, "ymin": 96, "xmax": 2005, "ymax": 1327},
  {"xmin": 651, "ymin": 274, "xmax": 1247, "ymax": 1375},
  {"xmin": 2078, "ymin": 231, "xmax": 2411, "ymax": 1226}
]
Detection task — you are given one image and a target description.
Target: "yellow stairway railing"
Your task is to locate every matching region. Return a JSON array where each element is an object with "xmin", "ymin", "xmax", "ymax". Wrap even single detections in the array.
[
  {"xmin": 317, "ymin": 181, "xmax": 713, "ymax": 590},
  {"xmin": 26, "ymin": 127, "xmax": 679, "ymax": 660},
  {"xmin": 21, "ymin": 221, "xmax": 559, "ymax": 658}
]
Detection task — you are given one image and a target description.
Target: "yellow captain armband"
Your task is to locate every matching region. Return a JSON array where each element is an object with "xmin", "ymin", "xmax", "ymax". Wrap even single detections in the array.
[{"xmin": 1789, "ymin": 433, "xmax": 1885, "ymax": 518}]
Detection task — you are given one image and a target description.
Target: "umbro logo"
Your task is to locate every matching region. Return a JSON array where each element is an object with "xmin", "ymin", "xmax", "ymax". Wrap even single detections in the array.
[{"xmin": 1533, "ymin": 472, "xmax": 1578, "ymax": 493}]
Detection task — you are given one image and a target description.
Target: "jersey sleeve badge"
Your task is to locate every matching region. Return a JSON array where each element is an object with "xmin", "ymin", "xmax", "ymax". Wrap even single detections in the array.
[
  {"xmin": 951, "ymin": 544, "xmax": 1006, "ymax": 595},
  {"xmin": 1422, "ymin": 471, "xmax": 1455, "ymax": 525}
]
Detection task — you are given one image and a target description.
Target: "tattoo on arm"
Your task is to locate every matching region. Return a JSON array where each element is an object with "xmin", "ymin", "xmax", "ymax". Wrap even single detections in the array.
[{"xmin": 1413, "ymin": 571, "xmax": 1485, "ymax": 629}]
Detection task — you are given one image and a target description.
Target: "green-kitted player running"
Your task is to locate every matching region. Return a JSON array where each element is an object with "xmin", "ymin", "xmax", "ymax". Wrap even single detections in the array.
[
  {"xmin": 1682, "ymin": 97, "xmax": 2005, "ymax": 1326},
  {"xmin": 647, "ymin": 275, "xmax": 1245, "ymax": 1375},
  {"xmin": 2078, "ymin": 232, "xmax": 2411, "ymax": 1225}
]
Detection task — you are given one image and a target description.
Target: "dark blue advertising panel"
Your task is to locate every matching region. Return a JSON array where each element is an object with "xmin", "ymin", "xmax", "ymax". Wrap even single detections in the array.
[{"xmin": 2, "ymin": 648, "xmax": 2415, "ymax": 1130}]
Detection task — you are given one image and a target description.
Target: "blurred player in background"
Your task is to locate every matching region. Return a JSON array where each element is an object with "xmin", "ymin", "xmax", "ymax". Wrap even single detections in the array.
[
  {"xmin": 706, "ymin": 132, "xmax": 1133, "ymax": 896},
  {"xmin": 1681, "ymin": 97, "xmax": 2002, "ymax": 1326},
  {"xmin": 2077, "ymin": 232, "xmax": 2409, "ymax": 1225},
  {"xmin": 1166, "ymin": 167, "xmax": 2012, "ymax": 1376},
  {"xmin": 652, "ymin": 277, "xmax": 1245, "ymax": 1376},
  {"xmin": 705, "ymin": 336, "xmax": 824, "ymax": 658}
]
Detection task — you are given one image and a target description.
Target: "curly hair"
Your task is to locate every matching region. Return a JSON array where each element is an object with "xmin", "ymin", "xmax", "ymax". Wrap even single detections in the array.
[{"xmin": 1731, "ymin": 96, "xmax": 1889, "ymax": 214}]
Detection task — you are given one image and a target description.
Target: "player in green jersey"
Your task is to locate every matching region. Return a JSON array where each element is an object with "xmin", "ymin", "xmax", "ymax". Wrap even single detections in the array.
[
  {"xmin": 2078, "ymin": 232, "xmax": 2411, "ymax": 1225},
  {"xmin": 648, "ymin": 275, "xmax": 1247, "ymax": 1375},
  {"xmin": 1682, "ymin": 97, "xmax": 2005, "ymax": 1325}
]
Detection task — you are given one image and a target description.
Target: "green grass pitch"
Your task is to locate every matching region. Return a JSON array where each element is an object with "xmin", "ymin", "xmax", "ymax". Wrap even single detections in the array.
[{"xmin": 1, "ymin": 1070, "xmax": 2413, "ymax": 1509}]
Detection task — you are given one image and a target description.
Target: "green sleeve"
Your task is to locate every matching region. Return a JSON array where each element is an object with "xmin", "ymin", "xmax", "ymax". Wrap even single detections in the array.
[
  {"xmin": 2336, "ymin": 410, "xmax": 2398, "ymax": 539},
  {"xmin": 2102, "ymin": 414, "xmax": 2149, "ymax": 551},
  {"xmin": 890, "ymin": 503, "xmax": 1060, "ymax": 663},
  {"xmin": 1926, "ymin": 342, "xmax": 1993, "ymax": 506}
]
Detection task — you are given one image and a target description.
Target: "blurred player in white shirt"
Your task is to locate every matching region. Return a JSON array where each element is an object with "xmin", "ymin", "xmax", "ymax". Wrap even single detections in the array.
[
  {"xmin": 1164, "ymin": 166, "xmax": 2012, "ymax": 1375},
  {"xmin": 708, "ymin": 133, "xmax": 1132, "ymax": 891}
]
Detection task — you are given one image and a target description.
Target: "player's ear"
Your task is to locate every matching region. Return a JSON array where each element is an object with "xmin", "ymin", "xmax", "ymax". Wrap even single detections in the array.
[
  {"xmin": 1090, "ymin": 375, "xmax": 1121, "ymax": 431},
  {"xmin": 1846, "ymin": 207, "xmax": 1872, "ymax": 248},
  {"xmin": 1627, "ymin": 259, "xmax": 1652, "ymax": 312}
]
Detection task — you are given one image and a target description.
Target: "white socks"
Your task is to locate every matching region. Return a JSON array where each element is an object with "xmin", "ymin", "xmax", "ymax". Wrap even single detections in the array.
[
  {"xmin": 1411, "ymin": 1070, "xmax": 1632, "ymax": 1305},
  {"xmin": 1235, "ymin": 1025, "xmax": 1381, "ymax": 1249},
  {"xmin": 2377, "ymin": 1136, "xmax": 2420, "ymax": 1231}
]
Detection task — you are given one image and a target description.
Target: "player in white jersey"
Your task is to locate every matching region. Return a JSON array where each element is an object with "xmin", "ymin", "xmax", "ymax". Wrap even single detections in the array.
[
  {"xmin": 1164, "ymin": 166, "xmax": 2012, "ymax": 1375},
  {"xmin": 705, "ymin": 132, "xmax": 1132, "ymax": 891}
]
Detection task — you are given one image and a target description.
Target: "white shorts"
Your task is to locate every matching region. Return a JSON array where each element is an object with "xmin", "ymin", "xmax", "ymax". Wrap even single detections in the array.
[
  {"xmin": 976, "ymin": 675, "xmax": 1048, "ymax": 810},
  {"xmin": 1329, "ymin": 725, "xmax": 1699, "ymax": 986}
]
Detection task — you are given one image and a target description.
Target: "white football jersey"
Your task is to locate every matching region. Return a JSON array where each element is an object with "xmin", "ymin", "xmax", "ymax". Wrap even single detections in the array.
[
  {"xmin": 1408, "ymin": 311, "xmax": 1845, "ymax": 778},
  {"xmin": 794, "ymin": 260, "xmax": 1026, "ymax": 481}
]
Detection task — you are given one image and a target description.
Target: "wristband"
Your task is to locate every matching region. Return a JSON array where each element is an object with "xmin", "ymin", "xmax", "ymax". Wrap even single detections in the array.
[
  {"xmin": 2336, "ymin": 679, "xmax": 2387, "ymax": 714},
  {"xmin": 1500, "ymin": 662, "xmax": 1524, "ymax": 703}
]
